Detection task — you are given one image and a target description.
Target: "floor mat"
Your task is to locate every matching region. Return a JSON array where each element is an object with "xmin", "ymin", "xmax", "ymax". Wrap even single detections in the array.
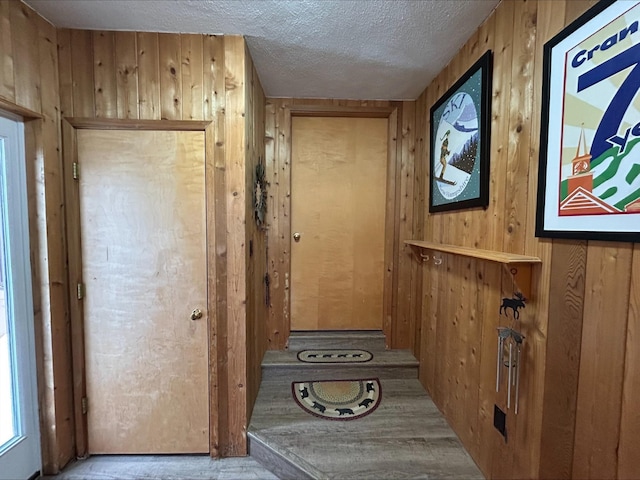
[
  {"xmin": 296, "ymin": 349, "xmax": 373, "ymax": 363},
  {"xmin": 292, "ymin": 378, "xmax": 381, "ymax": 420}
]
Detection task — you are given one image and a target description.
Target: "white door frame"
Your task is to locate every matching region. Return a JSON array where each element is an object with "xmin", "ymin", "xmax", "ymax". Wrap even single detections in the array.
[{"xmin": 0, "ymin": 113, "xmax": 41, "ymax": 479}]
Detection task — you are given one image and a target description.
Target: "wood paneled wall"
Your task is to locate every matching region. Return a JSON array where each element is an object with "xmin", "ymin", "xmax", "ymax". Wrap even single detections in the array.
[
  {"xmin": 57, "ymin": 30, "xmax": 263, "ymax": 457},
  {"xmin": 245, "ymin": 43, "xmax": 268, "ymax": 423},
  {"xmin": 263, "ymin": 98, "xmax": 421, "ymax": 352},
  {"xmin": 0, "ymin": 1, "xmax": 73, "ymax": 473},
  {"xmin": 416, "ymin": 1, "xmax": 640, "ymax": 479}
]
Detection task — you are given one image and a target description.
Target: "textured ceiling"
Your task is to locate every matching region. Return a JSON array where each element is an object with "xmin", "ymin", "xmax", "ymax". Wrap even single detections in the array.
[{"xmin": 25, "ymin": 0, "xmax": 499, "ymax": 100}]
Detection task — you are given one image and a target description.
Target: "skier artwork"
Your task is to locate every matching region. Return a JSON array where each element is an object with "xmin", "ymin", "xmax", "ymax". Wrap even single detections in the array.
[
  {"xmin": 429, "ymin": 50, "xmax": 493, "ymax": 213},
  {"xmin": 536, "ymin": 0, "xmax": 640, "ymax": 242}
]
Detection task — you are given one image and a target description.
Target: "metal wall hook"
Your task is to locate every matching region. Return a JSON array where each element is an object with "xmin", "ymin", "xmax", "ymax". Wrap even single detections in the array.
[
  {"xmin": 420, "ymin": 253, "xmax": 429, "ymax": 262},
  {"xmin": 433, "ymin": 256, "xmax": 443, "ymax": 265}
]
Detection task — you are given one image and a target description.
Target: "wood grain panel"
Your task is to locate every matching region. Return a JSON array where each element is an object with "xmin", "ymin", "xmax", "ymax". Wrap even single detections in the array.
[
  {"xmin": 137, "ymin": 32, "xmax": 160, "ymax": 120},
  {"xmin": 383, "ymin": 106, "xmax": 399, "ymax": 347},
  {"xmin": 618, "ymin": 245, "xmax": 640, "ymax": 480},
  {"xmin": 539, "ymin": 240, "xmax": 585, "ymax": 479},
  {"xmin": 393, "ymin": 102, "xmax": 416, "ymax": 349},
  {"xmin": 57, "ymin": 29, "xmax": 73, "ymax": 117},
  {"xmin": 222, "ymin": 35, "xmax": 248, "ymax": 456},
  {"xmin": 115, "ymin": 32, "xmax": 138, "ymax": 119},
  {"xmin": 158, "ymin": 33, "xmax": 182, "ymax": 120},
  {"xmin": 0, "ymin": 0, "xmax": 15, "ymax": 102},
  {"xmin": 208, "ymin": 34, "xmax": 228, "ymax": 458},
  {"xmin": 502, "ymin": 0, "xmax": 536, "ymax": 255},
  {"xmin": 181, "ymin": 34, "xmax": 204, "ymax": 121},
  {"xmin": 35, "ymin": 15, "xmax": 74, "ymax": 471},
  {"xmin": 10, "ymin": 1, "xmax": 41, "ymax": 113},
  {"xmin": 573, "ymin": 243, "xmax": 633, "ymax": 479},
  {"xmin": 92, "ymin": 31, "xmax": 117, "ymax": 118},
  {"xmin": 70, "ymin": 30, "xmax": 95, "ymax": 118}
]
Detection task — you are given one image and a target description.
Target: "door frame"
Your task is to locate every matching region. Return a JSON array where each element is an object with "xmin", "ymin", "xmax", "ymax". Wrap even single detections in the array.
[
  {"xmin": 62, "ymin": 118, "xmax": 219, "ymax": 457},
  {"xmin": 275, "ymin": 104, "xmax": 402, "ymax": 347}
]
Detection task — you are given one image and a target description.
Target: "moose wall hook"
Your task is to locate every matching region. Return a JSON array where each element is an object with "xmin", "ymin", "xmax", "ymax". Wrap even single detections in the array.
[{"xmin": 499, "ymin": 292, "xmax": 526, "ymax": 319}]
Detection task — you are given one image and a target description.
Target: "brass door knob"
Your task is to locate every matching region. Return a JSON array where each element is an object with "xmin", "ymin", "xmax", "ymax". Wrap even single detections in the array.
[
  {"xmin": 293, "ymin": 232, "xmax": 301, "ymax": 242},
  {"xmin": 190, "ymin": 309, "xmax": 203, "ymax": 321}
]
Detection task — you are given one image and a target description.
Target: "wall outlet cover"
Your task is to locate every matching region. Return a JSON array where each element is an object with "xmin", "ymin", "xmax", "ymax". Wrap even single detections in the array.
[{"xmin": 494, "ymin": 404, "xmax": 507, "ymax": 441}]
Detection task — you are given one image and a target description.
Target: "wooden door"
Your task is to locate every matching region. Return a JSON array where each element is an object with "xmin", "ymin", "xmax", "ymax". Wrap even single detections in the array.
[
  {"xmin": 290, "ymin": 117, "xmax": 388, "ymax": 331},
  {"xmin": 77, "ymin": 129, "xmax": 209, "ymax": 454}
]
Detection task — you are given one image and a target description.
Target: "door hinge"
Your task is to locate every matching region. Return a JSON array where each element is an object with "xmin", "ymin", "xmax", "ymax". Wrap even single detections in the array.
[
  {"xmin": 81, "ymin": 397, "xmax": 88, "ymax": 415},
  {"xmin": 77, "ymin": 282, "xmax": 85, "ymax": 300},
  {"xmin": 72, "ymin": 162, "xmax": 79, "ymax": 180}
]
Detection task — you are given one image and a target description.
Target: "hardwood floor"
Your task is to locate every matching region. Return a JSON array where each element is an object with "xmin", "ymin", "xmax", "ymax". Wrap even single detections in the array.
[
  {"xmin": 43, "ymin": 455, "xmax": 278, "ymax": 480},
  {"xmin": 249, "ymin": 378, "xmax": 484, "ymax": 479}
]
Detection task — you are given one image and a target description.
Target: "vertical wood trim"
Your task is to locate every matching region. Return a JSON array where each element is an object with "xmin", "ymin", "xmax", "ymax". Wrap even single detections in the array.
[
  {"xmin": 411, "ymin": 94, "xmax": 426, "ymax": 359},
  {"xmin": 618, "ymin": 245, "xmax": 640, "ymax": 480},
  {"xmin": 383, "ymin": 106, "xmax": 399, "ymax": 347},
  {"xmin": 204, "ymin": 122, "xmax": 219, "ymax": 458},
  {"xmin": 181, "ymin": 34, "xmax": 204, "ymax": 121},
  {"xmin": 62, "ymin": 121, "xmax": 88, "ymax": 456},
  {"xmin": 92, "ymin": 31, "xmax": 117, "ymax": 118},
  {"xmin": 222, "ymin": 35, "xmax": 247, "ymax": 456},
  {"xmin": 573, "ymin": 243, "xmax": 633, "ymax": 479},
  {"xmin": 0, "ymin": 0, "xmax": 15, "ymax": 102},
  {"xmin": 393, "ymin": 101, "xmax": 416, "ymax": 350},
  {"xmin": 10, "ymin": 1, "xmax": 41, "ymax": 112},
  {"xmin": 264, "ymin": 101, "xmax": 279, "ymax": 347},
  {"xmin": 277, "ymin": 103, "xmax": 291, "ymax": 342},
  {"xmin": 158, "ymin": 33, "xmax": 182, "ymax": 120},
  {"xmin": 207, "ymin": 34, "xmax": 227, "ymax": 457},
  {"xmin": 137, "ymin": 32, "xmax": 161, "ymax": 120},
  {"xmin": 114, "ymin": 32, "xmax": 138, "ymax": 119},
  {"xmin": 36, "ymin": 17, "xmax": 74, "ymax": 472},
  {"xmin": 69, "ymin": 30, "xmax": 95, "ymax": 118}
]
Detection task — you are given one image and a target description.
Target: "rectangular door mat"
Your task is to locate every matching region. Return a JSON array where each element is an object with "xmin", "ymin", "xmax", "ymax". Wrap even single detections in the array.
[{"xmin": 296, "ymin": 349, "xmax": 373, "ymax": 363}]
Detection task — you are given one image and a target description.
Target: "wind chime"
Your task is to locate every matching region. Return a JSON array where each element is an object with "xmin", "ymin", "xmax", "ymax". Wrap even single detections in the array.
[{"xmin": 496, "ymin": 291, "xmax": 526, "ymax": 414}]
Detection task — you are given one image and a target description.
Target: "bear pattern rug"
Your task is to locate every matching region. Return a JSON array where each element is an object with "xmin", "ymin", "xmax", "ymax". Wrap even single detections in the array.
[
  {"xmin": 292, "ymin": 378, "xmax": 381, "ymax": 421},
  {"xmin": 296, "ymin": 349, "xmax": 373, "ymax": 363}
]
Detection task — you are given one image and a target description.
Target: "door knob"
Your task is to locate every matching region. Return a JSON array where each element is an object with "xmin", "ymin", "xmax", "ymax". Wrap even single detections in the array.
[
  {"xmin": 190, "ymin": 308, "xmax": 203, "ymax": 321},
  {"xmin": 293, "ymin": 232, "xmax": 301, "ymax": 242}
]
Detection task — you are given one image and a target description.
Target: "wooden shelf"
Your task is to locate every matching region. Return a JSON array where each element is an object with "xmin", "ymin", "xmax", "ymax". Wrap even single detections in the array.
[
  {"xmin": 404, "ymin": 240, "xmax": 542, "ymax": 265},
  {"xmin": 405, "ymin": 240, "xmax": 541, "ymax": 299}
]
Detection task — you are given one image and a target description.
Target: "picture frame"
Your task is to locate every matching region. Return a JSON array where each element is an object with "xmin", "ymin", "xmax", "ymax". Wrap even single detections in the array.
[
  {"xmin": 429, "ymin": 50, "xmax": 492, "ymax": 213},
  {"xmin": 536, "ymin": 0, "xmax": 640, "ymax": 242}
]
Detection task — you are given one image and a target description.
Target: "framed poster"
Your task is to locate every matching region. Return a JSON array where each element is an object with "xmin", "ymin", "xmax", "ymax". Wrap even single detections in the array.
[
  {"xmin": 536, "ymin": 0, "xmax": 640, "ymax": 242},
  {"xmin": 429, "ymin": 50, "xmax": 492, "ymax": 213}
]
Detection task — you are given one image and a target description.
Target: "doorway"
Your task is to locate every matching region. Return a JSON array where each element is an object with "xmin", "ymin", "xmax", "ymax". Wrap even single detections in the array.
[
  {"xmin": 76, "ymin": 129, "xmax": 209, "ymax": 454},
  {"xmin": 290, "ymin": 116, "xmax": 388, "ymax": 331},
  {"xmin": 0, "ymin": 114, "xmax": 41, "ymax": 479}
]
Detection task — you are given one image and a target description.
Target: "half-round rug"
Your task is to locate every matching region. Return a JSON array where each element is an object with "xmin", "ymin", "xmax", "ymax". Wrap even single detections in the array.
[{"xmin": 292, "ymin": 378, "xmax": 381, "ymax": 421}]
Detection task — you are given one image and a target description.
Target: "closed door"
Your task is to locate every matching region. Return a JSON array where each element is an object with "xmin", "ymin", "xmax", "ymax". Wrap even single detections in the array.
[
  {"xmin": 291, "ymin": 117, "xmax": 388, "ymax": 331},
  {"xmin": 77, "ymin": 129, "xmax": 209, "ymax": 454}
]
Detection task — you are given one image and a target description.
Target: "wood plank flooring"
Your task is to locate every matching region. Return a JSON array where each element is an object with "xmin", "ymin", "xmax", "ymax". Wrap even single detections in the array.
[
  {"xmin": 43, "ymin": 455, "xmax": 278, "ymax": 480},
  {"xmin": 249, "ymin": 378, "xmax": 484, "ymax": 479}
]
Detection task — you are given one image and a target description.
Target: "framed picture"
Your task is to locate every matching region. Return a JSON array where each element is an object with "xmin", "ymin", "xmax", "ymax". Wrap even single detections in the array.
[
  {"xmin": 536, "ymin": 0, "xmax": 640, "ymax": 242},
  {"xmin": 429, "ymin": 50, "xmax": 492, "ymax": 213}
]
